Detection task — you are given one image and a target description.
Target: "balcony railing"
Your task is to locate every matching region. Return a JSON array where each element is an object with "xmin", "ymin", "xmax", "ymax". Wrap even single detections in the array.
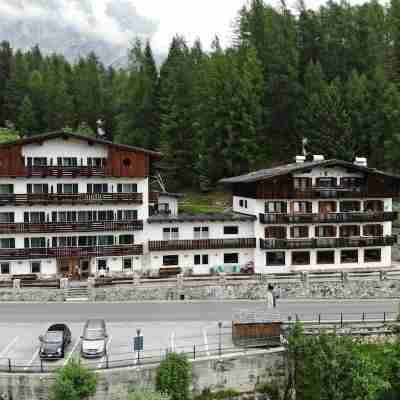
[
  {"xmin": 259, "ymin": 212, "xmax": 398, "ymax": 224},
  {"xmin": 259, "ymin": 235, "xmax": 397, "ymax": 250},
  {"xmin": 149, "ymin": 238, "xmax": 257, "ymax": 252},
  {"xmin": 0, "ymin": 245, "xmax": 143, "ymax": 260},
  {"xmin": 263, "ymin": 189, "xmax": 397, "ymax": 199},
  {"xmin": 0, "ymin": 220, "xmax": 143, "ymax": 234},
  {"xmin": 0, "ymin": 193, "xmax": 143, "ymax": 205},
  {"xmin": 25, "ymin": 166, "xmax": 105, "ymax": 178}
]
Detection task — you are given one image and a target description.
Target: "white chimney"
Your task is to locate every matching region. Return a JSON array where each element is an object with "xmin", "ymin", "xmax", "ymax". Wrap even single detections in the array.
[
  {"xmin": 354, "ymin": 157, "xmax": 367, "ymax": 167},
  {"xmin": 313, "ymin": 155, "xmax": 325, "ymax": 162},
  {"xmin": 295, "ymin": 155, "xmax": 306, "ymax": 163}
]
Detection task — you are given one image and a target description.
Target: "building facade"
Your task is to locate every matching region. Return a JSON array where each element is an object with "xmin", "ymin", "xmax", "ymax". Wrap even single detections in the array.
[{"xmin": 0, "ymin": 133, "xmax": 398, "ymax": 278}]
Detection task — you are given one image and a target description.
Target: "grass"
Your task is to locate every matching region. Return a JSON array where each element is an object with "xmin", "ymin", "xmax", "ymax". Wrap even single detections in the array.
[{"xmin": 178, "ymin": 190, "xmax": 231, "ymax": 214}]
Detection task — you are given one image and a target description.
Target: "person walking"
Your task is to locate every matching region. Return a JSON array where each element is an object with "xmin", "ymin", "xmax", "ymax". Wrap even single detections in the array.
[{"xmin": 266, "ymin": 283, "xmax": 275, "ymax": 309}]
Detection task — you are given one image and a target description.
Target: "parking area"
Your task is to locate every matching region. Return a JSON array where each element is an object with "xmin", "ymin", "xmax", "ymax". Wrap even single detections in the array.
[{"xmin": 0, "ymin": 320, "xmax": 234, "ymax": 371}]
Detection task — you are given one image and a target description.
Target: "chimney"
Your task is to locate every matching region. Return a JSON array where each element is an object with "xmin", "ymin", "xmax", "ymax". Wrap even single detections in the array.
[
  {"xmin": 295, "ymin": 155, "xmax": 306, "ymax": 163},
  {"xmin": 313, "ymin": 155, "xmax": 325, "ymax": 162},
  {"xmin": 354, "ymin": 157, "xmax": 367, "ymax": 167}
]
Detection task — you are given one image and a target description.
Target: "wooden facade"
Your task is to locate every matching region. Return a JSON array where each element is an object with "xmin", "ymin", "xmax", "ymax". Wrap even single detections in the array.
[
  {"xmin": 105, "ymin": 147, "xmax": 150, "ymax": 178},
  {"xmin": 0, "ymin": 145, "xmax": 25, "ymax": 176}
]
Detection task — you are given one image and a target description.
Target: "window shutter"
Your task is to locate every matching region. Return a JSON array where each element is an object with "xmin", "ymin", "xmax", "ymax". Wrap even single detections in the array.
[
  {"xmin": 24, "ymin": 238, "xmax": 29, "ymax": 248},
  {"xmin": 103, "ymin": 184, "xmax": 108, "ymax": 193},
  {"xmin": 73, "ymin": 184, "xmax": 78, "ymax": 194},
  {"xmin": 24, "ymin": 212, "xmax": 29, "ymax": 223},
  {"xmin": 132, "ymin": 184, "xmax": 138, "ymax": 193},
  {"xmin": 117, "ymin": 184, "xmax": 122, "ymax": 193},
  {"xmin": 57, "ymin": 157, "xmax": 62, "ymax": 166},
  {"xmin": 43, "ymin": 184, "xmax": 48, "ymax": 194},
  {"xmin": 27, "ymin": 184, "xmax": 32, "ymax": 194},
  {"xmin": 57, "ymin": 184, "xmax": 62, "ymax": 194}
]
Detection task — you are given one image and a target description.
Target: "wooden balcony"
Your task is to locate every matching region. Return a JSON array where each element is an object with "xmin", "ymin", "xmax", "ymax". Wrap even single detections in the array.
[
  {"xmin": 259, "ymin": 235, "xmax": 397, "ymax": 250},
  {"xmin": 0, "ymin": 245, "xmax": 143, "ymax": 260},
  {"xmin": 149, "ymin": 238, "xmax": 257, "ymax": 251},
  {"xmin": 259, "ymin": 212, "xmax": 398, "ymax": 224},
  {"xmin": 25, "ymin": 166, "xmax": 105, "ymax": 178},
  {"xmin": 0, "ymin": 193, "xmax": 143, "ymax": 205},
  {"xmin": 0, "ymin": 220, "xmax": 143, "ymax": 234}
]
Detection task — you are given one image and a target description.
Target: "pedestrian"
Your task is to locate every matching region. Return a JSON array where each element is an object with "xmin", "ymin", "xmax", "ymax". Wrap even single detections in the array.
[{"xmin": 266, "ymin": 283, "xmax": 275, "ymax": 309}]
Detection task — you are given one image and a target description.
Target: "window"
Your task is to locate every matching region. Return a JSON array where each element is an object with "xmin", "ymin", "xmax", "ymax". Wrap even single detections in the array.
[
  {"xmin": 316, "ymin": 177, "xmax": 337, "ymax": 188},
  {"xmin": 25, "ymin": 237, "xmax": 46, "ymax": 248},
  {"xmin": 290, "ymin": 226, "xmax": 309, "ymax": 239},
  {"xmin": 266, "ymin": 252, "xmax": 285, "ymax": 266},
  {"xmin": 119, "ymin": 235, "xmax": 133, "ymax": 245},
  {"xmin": 364, "ymin": 200, "xmax": 384, "ymax": 212},
  {"xmin": 57, "ymin": 211, "xmax": 77, "ymax": 223},
  {"xmin": 87, "ymin": 158, "xmax": 106, "ymax": 168},
  {"xmin": 78, "ymin": 236, "xmax": 97, "ymax": 247},
  {"xmin": 341, "ymin": 249, "xmax": 358, "ymax": 263},
  {"xmin": 315, "ymin": 226, "xmax": 337, "ymax": 238},
  {"xmin": 339, "ymin": 225, "xmax": 360, "ymax": 237},
  {"xmin": 57, "ymin": 237, "xmax": 77, "ymax": 247},
  {"xmin": 194, "ymin": 255, "xmax": 209, "ymax": 265},
  {"xmin": 340, "ymin": 201, "xmax": 361, "ymax": 212},
  {"xmin": 265, "ymin": 226, "xmax": 286, "ymax": 239},
  {"xmin": 317, "ymin": 251, "xmax": 335, "ymax": 264},
  {"xmin": 194, "ymin": 227, "xmax": 209, "ymax": 239},
  {"xmin": 340, "ymin": 177, "xmax": 363, "ymax": 189},
  {"xmin": 294, "ymin": 177, "xmax": 312, "ymax": 190},
  {"xmin": 30, "ymin": 261, "xmax": 41, "ymax": 274},
  {"xmin": 117, "ymin": 210, "xmax": 138, "ymax": 221},
  {"xmin": 98, "ymin": 236, "xmax": 114, "ymax": 246},
  {"xmin": 239, "ymin": 199, "xmax": 248, "ymax": 208},
  {"xmin": 0, "ymin": 238, "xmax": 15, "ymax": 248},
  {"xmin": 56, "ymin": 184, "xmax": 78, "ymax": 194},
  {"xmin": 364, "ymin": 249, "xmax": 381, "ymax": 262},
  {"xmin": 319, "ymin": 201, "xmax": 337, "ymax": 213},
  {"xmin": 224, "ymin": 226, "xmax": 239, "ymax": 235},
  {"xmin": 123, "ymin": 258, "xmax": 132, "ymax": 271},
  {"xmin": 58, "ymin": 157, "xmax": 77, "ymax": 167},
  {"xmin": 24, "ymin": 212, "xmax": 46, "ymax": 224},
  {"xmin": 163, "ymin": 255, "xmax": 179, "ymax": 266},
  {"xmin": 117, "ymin": 183, "xmax": 138, "ymax": 193},
  {"xmin": 33, "ymin": 157, "xmax": 47, "ymax": 167},
  {"xmin": 163, "ymin": 227, "xmax": 179, "ymax": 240},
  {"xmin": 97, "ymin": 259, "xmax": 107, "ymax": 271},
  {"xmin": 0, "ymin": 263, "xmax": 10, "ymax": 274},
  {"xmin": 292, "ymin": 251, "xmax": 310, "ymax": 265},
  {"xmin": 265, "ymin": 201, "xmax": 287, "ymax": 214},
  {"xmin": 0, "ymin": 213, "xmax": 14, "ymax": 223},
  {"xmin": 87, "ymin": 184, "xmax": 108, "ymax": 194},
  {"xmin": 28, "ymin": 184, "xmax": 48, "ymax": 194},
  {"xmin": 363, "ymin": 225, "xmax": 384, "ymax": 237},
  {"xmin": 292, "ymin": 201, "xmax": 312, "ymax": 214},
  {"xmin": 0, "ymin": 184, "xmax": 13, "ymax": 194},
  {"xmin": 224, "ymin": 253, "xmax": 238, "ymax": 264}
]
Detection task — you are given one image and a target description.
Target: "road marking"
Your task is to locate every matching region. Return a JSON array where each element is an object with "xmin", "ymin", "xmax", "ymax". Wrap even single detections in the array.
[
  {"xmin": 24, "ymin": 348, "xmax": 39, "ymax": 371},
  {"xmin": 97, "ymin": 335, "xmax": 112, "ymax": 369},
  {"xmin": 170, "ymin": 331, "xmax": 175, "ymax": 352},
  {"xmin": 64, "ymin": 338, "xmax": 81, "ymax": 366},
  {"xmin": 0, "ymin": 336, "xmax": 19, "ymax": 358},
  {"xmin": 203, "ymin": 329, "xmax": 210, "ymax": 356}
]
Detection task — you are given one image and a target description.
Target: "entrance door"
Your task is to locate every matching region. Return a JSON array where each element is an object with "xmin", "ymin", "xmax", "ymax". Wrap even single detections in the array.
[
  {"xmin": 132, "ymin": 256, "xmax": 141, "ymax": 271},
  {"xmin": 80, "ymin": 259, "xmax": 90, "ymax": 280},
  {"xmin": 57, "ymin": 257, "xmax": 78, "ymax": 279}
]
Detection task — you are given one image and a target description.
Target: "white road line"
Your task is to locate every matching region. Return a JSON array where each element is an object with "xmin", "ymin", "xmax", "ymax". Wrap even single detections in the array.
[
  {"xmin": 0, "ymin": 336, "xmax": 19, "ymax": 358},
  {"xmin": 24, "ymin": 348, "xmax": 39, "ymax": 371},
  {"xmin": 64, "ymin": 338, "xmax": 81, "ymax": 366},
  {"xmin": 203, "ymin": 329, "xmax": 210, "ymax": 356},
  {"xmin": 170, "ymin": 331, "xmax": 175, "ymax": 352},
  {"xmin": 97, "ymin": 335, "xmax": 112, "ymax": 369}
]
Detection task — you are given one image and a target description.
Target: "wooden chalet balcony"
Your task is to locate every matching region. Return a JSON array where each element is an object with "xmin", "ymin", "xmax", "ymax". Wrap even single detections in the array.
[
  {"xmin": 0, "ymin": 220, "xmax": 143, "ymax": 234},
  {"xmin": 259, "ymin": 212, "xmax": 398, "ymax": 224},
  {"xmin": 0, "ymin": 245, "xmax": 143, "ymax": 260},
  {"xmin": 25, "ymin": 166, "xmax": 105, "ymax": 178},
  {"xmin": 0, "ymin": 193, "xmax": 143, "ymax": 205},
  {"xmin": 149, "ymin": 237, "xmax": 257, "ymax": 252},
  {"xmin": 259, "ymin": 235, "xmax": 397, "ymax": 250}
]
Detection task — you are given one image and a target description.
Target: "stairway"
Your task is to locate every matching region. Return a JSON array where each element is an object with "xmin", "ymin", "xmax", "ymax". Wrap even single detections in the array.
[{"xmin": 64, "ymin": 287, "xmax": 90, "ymax": 302}]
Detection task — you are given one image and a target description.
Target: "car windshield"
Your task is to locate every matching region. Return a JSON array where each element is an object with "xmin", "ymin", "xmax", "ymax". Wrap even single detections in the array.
[
  {"xmin": 84, "ymin": 329, "xmax": 104, "ymax": 340},
  {"xmin": 44, "ymin": 331, "xmax": 62, "ymax": 343}
]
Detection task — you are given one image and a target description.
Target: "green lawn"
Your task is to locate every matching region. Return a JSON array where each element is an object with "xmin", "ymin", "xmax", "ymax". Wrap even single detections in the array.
[{"xmin": 178, "ymin": 190, "xmax": 231, "ymax": 214}]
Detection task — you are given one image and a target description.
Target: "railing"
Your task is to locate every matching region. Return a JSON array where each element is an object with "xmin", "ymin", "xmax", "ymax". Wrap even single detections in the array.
[
  {"xmin": 259, "ymin": 211, "xmax": 398, "ymax": 224},
  {"xmin": 259, "ymin": 235, "xmax": 397, "ymax": 250},
  {"xmin": 25, "ymin": 166, "xmax": 105, "ymax": 177},
  {"xmin": 0, "ymin": 245, "xmax": 143, "ymax": 260},
  {"xmin": 264, "ymin": 189, "xmax": 397, "ymax": 199},
  {"xmin": 0, "ymin": 193, "xmax": 143, "ymax": 205},
  {"xmin": 0, "ymin": 220, "xmax": 144, "ymax": 234},
  {"xmin": 149, "ymin": 238, "xmax": 257, "ymax": 251}
]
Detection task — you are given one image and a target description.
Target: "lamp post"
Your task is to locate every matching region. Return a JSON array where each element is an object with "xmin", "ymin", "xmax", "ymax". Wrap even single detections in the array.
[{"xmin": 218, "ymin": 322, "xmax": 222, "ymax": 356}]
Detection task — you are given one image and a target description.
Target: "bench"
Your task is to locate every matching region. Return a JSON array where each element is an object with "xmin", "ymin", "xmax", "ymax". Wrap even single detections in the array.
[{"xmin": 159, "ymin": 267, "xmax": 182, "ymax": 278}]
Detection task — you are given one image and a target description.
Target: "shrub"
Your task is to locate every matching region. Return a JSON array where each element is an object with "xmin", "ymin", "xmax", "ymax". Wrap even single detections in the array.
[
  {"xmin": 156, "ymin": 352, "xmax": 191, "ymax": 400},
  {"xmin": 128, "ymin": 390, "xmax": 171, "ymax": 400}
]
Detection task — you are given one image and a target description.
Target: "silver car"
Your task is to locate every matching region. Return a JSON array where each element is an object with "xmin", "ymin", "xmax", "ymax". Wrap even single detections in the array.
[{"xmin": 80, "ymin": 319, "xmax": 108, "ymax": 358}]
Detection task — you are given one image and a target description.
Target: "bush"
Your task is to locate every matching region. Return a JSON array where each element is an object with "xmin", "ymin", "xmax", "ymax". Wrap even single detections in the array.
[
  {"xmin": 156, "ymin": 352, "xmax": 191, "ymax": 400},
  {"xmin": 128, "ymin": 390, "xmax": 171, "ymax": 400},
  {"xmin": 256, "ymin": 382, "xmax": 280, "ymax": 400},
  {"xmin": 194, "ymin": 388, "xmax": 240, "ymax": 400},
  {"xmin": 51, "ymin": 358, "xmax": 97, "ymax": 400}
]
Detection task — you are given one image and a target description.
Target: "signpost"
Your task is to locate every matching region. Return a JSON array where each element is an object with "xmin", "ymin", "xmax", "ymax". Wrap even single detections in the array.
[{"xmin": 134, "ymin": 329, "xmax": 144, "ymax": 364}]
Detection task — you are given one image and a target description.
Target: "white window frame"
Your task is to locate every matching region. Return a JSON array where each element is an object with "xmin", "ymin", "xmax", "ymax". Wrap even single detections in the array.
[{"xmin": 30, "ymin": 261, "xmax": 41, "ymax": 274}]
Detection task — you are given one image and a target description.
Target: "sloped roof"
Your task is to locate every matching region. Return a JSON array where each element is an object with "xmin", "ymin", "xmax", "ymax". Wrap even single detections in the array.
[
  {"xmin": 0, "ymin": 130, "xmax": 162, "ymax": 159},
  {"xmin": 219, "ymin": 159, "xmax": 400, "ymax": 184}
]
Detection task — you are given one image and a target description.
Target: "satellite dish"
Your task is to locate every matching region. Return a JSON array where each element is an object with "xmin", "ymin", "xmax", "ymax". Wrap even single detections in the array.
[{"xmin": 97, "ymin": 119, "xmax": 106, "ymax": 137}]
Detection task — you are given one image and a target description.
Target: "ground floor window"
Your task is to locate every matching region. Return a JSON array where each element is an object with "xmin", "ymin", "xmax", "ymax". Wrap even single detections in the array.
[
  {"xmin": 163, "ymin": 255, "xmax": 179, "ymax": 266},
  {"xmin": 292, "ymin": 251, "xmax": 310, "ymax": 265},
  {"xmin": 97, "ymin": 259, "xmax": 107, "ymax": 271},
  {"xmin": 317, "ymin": 251, "xmax": 335, "ymax": 264},
  {"xmin": 224, "ymin": 253, "xmax": 238, "ymax": 264},
  {"xmin": 364, "ymin": 249, "xmax": 381, "ymax": 262},
  {"xmin": 0, "ymin": 262, "xmax": 10, "ymax": 274},
  {"xmin": 119, "ymin": 235, "xmax": 134, "ymax": 245},
  {"xmin": 194, "ymin": 255, "xmax": 209, "ymax": 265},
  {"xmin": 30, "ymin": 261, "xmax": 41, "ymax": 274},
  {"xmin": 123, "ymin": 258, "xmax": 132, "ymax": 271},
  {"xmin": 266, "ymin": 252, "xmax": 285, "ymax": 266},
  {"xmin": 341, "ymin": 249, "xmax": 358, "ymax": 263}
]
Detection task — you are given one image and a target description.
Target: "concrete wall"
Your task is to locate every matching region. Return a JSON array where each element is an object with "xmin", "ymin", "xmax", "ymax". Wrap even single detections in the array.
[{"xmin": 0, "ymin": 349, "xmax": 286, "ymax": 400}]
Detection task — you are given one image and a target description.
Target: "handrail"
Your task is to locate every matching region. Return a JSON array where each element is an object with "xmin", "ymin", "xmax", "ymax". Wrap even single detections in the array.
[{"xmin": 149, "ymin": 238, "xmax": 257, "ymax": 251}]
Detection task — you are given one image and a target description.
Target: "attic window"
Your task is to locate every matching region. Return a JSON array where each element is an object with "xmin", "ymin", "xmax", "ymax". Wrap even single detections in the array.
[{"xmin": 123, "ymin": 158, "xmax": 131, "ymax": 167}]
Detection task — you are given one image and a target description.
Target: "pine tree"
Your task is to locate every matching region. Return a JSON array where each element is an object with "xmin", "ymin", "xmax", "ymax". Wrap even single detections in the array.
[{"xmin": 17, "ymin": 96, "xmax": 37, "ymax": 136}]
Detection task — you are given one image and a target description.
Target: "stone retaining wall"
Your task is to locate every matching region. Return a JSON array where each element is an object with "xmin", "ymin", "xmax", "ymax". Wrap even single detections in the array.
[{"xmin": 0, "ymin": 349, "xmax": 286, "ymax": 400}]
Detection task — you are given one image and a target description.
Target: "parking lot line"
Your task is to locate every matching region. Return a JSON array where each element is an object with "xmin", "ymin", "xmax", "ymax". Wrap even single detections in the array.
[
  {"xmin": 97, "ymin": 334, "xmax": 113, "ymax": 369},
  {"xmin": 24, "ymin": 348, "xmax": 39, "ymax": 371},
  {"xmin": 0, "ymin": 337, "xmax": 19, "ymax": 358},
  {"xmin": 64, "ymin": 338, "xmax": 81, "ymax": 366},
  {"xmin": 203, "ymin": 329, "xmax": 210, "ymax": 356}
]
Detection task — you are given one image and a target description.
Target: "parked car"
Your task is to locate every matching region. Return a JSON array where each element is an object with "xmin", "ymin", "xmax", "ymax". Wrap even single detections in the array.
[
  {"xmin": 80, "ymin": 319, "xmax": 108, "ymax": 358},
  {"xmin": 39, "ymin": 323, "xmax": 71, "ymax": 359}
]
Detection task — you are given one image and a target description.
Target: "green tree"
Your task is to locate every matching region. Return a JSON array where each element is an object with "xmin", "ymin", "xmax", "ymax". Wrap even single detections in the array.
[
  {"xmin": 52, "ymin": 358, "xmax": 97, "ymax": 400},
  {"xmin": 0, "ymin": 41, "xmax": 13, "ymax": 126},
  {"xmin": 17, "ymin": 95, "xmax": 37, "ymax": 136}
]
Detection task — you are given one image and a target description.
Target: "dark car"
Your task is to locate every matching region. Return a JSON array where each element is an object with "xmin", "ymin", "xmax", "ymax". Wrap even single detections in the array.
[{"xmin": 39, "ymin": 323, "xmax": 71, "ymax": 359}]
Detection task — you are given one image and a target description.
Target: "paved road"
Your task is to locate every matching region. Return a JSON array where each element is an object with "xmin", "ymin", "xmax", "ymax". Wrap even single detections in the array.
[{"xmin": 0, "ymin": 299, "xmax": 398, "ymax": 322}]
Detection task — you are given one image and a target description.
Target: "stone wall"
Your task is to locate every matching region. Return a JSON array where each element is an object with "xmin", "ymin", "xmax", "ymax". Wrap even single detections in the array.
[
  {"xmin": 0, "ymin": 288, "xmax": 64, "ymax": 302},
  {"xmin": 0, "ymin": 348, "xmax": 286, "ymax": 400}
]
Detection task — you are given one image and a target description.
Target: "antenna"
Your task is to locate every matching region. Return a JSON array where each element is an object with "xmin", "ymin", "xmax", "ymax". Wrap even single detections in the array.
[
  {"xmin": 97, "ymin": 119, "xmax": 106, "ymax": 137},
  {"xmin": 302, "ymin": 137, "xmax": 308, "ymax": 157}
]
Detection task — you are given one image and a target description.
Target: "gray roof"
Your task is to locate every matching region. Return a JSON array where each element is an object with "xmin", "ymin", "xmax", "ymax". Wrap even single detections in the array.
[
  {"xmin": 219, "ymin": 159, "xmax": 400, "ymax": 184},
  {"xmin": 148, "ymin": 212, "xmax": 256, "ymax": 224}
]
